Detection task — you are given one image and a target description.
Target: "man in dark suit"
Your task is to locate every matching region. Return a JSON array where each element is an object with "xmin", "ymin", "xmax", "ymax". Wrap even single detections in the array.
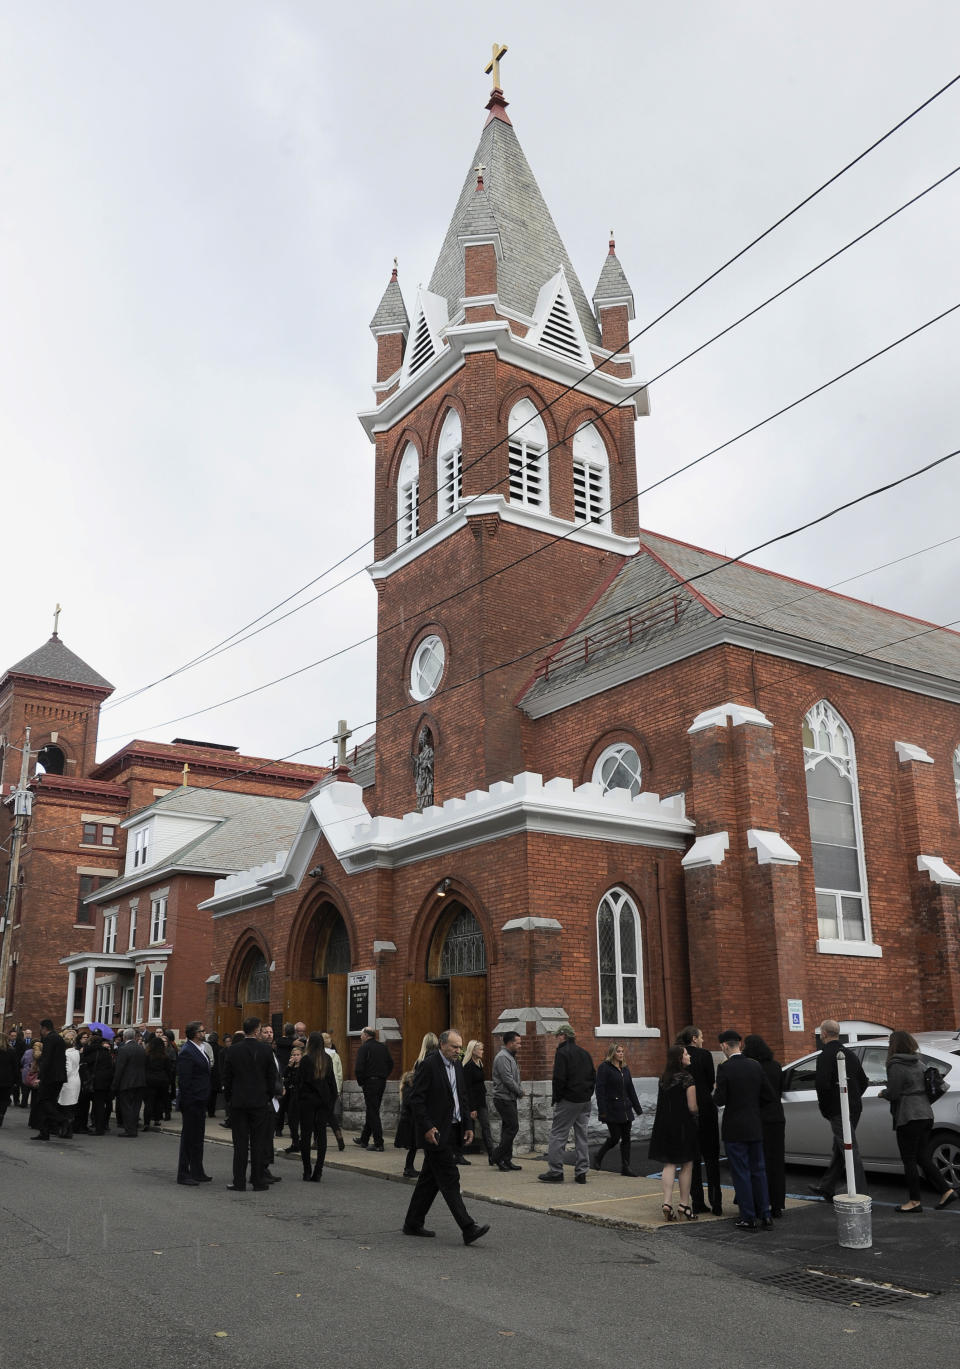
[
  {"xmin": 222, "ymin": 1018, "xmax": 279, "ymax": 1191},
  {"xmin": 713, "ymin": 1028, "xmax": 775, "ymax": 1230},
  {"xmin": 31, "ymin": 1019, "xmax": 67, "ymax": 1141},
  {"xmin": 812, "ymin": 1018, "xmax": 869, "ymax": 1199},
  {"xmin": 353, "ymin": 1027, "xmax": 393, "ymax": 1152},
  {"xmin": 679, "ymin": 1025, "xmax": 723, "ymax": 1215},
  {"xmin": 176, "ymin": 1021, "xmax": 212, "ymax": 1186},
  {"xmin": 403, "ymin": 1029, "xmax": 490, "ymax": 1245},
  {"xmin": 112, "ymin": 1028, "xmax": 147, "ymax": 1137}
]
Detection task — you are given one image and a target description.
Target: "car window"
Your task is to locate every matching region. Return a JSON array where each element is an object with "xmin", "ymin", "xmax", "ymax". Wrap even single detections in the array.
[
  {"xmin": 783, "ymin": 1060, "xmax": 818, "ymax": 1091},
  {"xmin": 859, "ymin": 1046, "xmax": 887, "ymax": 1086},
  {"xmin": 920, "ymin": 1053, "xmax": 948, "ymax": 1079}
]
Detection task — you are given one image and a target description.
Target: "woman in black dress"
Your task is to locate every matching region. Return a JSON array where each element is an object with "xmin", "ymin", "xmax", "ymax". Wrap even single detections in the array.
[
  {"xmin": 297, "ymin": 1032, "xmax": 338, "ymax": 1182},
  {"xmin": 593, "ymin": 1043, "xmax": 643, "ymax": 1176},
  {"xmin": 647, "ymin": 1043, "xmax": 699, "ymax": 1220},
  {"xmin": 742, "ymin": 1034, "xmax": 786, "ymax": 1217}
]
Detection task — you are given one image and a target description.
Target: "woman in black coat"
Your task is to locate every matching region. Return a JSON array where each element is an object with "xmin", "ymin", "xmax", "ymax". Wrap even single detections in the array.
[
  {"xmin": 143, "ymin": 1036, "xmax": 171, "ymax": 1130},
  {"xmin": 593, "ymin": 1043, "xmax": 643, "ymax": 1176},
  {"xmin": 90, "ymin": 1035, "xmax": 115, "ymax": 1134},
  {"xmin": 462, "ymin": 1040, "xmax": 495, "ymax": 1163},
  {"xmin": 742, "ymin": 1034, "xmax": 786, "ymax": 1217},
  {"xmin": 297, "ymin": 1033, "xmax": 338, "ymax": 1182}
]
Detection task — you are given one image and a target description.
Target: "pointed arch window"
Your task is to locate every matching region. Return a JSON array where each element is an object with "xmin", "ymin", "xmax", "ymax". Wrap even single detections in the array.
[
  {"xmin": 507, "ymin": 398, "xmax": 548, "ymax": 510},
  {"xmin": 437, "ymin": 906, "xmax": 486, "ymax": 978},
  {"xmin": 572, "ymin": 422, "xmax": 611, "ymax": 528},
  {"xmin": 397, "ymin": 444, "xmax": 419, "ymax": 547},
  {"xmin": 244, "ymin": 952, "xmax": 270, "ymax": 1003},
  {"xmin": 802, "ymin": 701, "xmax": 872, "ymax": 949},
  {"xmin": 597, "ymin": 888, "xmax": 645, "ymax": 1027},
  {"xmin": 437, "ymin": 410, "xmax": 462, "ymax": 520}
]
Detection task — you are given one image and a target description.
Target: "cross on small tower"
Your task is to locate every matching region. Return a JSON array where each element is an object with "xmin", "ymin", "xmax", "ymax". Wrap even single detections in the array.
[
  {"xmin": 484, "ymin": 41, "xmax": 508, "ymax": 91},
  {"xmin": 474, "ymin": 162, "xmax": 486, "ymax": 189},
  {"xmin": 333, "ymin": 718, "xmax": 353, "ymax": 768},
  {"xmin": 52, "ymin": 603, "xmax": 62, "ymax": 638},
  {"xmin": 181, "ymin": 761, "xmax": 190, "ymax": 786}
]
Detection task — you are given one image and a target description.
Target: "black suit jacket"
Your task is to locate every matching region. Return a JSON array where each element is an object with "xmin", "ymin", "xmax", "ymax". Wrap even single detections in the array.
[
  {"xmin": 223, "ymin": 1036, "xmax": 278, "ymax": 1109},
  {"xmin": 38, "ymin": 1031, "xmax": 68, "ymax": 1087},
  {"xmin": 815, "ymin": 1039, "xmax": 868, "ymax": 1123},
  {"xmin": 686, "ymin": 1044, "xmax": 717, "ymax": 1112},
  {"xmin": 713, "ymin": 1053, "xmax": 775, "ymax": 1143},
  {"xmin": 410, "ymin": 1049, "xmax": 472, "ymax": 1147},
  {"xmin": 177, "ymin": 1040, "xmax": 211, "ymax": 1108}
]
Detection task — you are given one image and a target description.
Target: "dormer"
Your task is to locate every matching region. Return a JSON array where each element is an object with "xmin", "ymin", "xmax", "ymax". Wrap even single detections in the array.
[
  {"xmin": 399, "ymin": 287, "xmax": 450, "ymax": 388},
  {"xmin": 122, "ymin": 803, "xmax": 222, "ymax": 877},
  {"xmin": 526, "ymin": 267, "xmax": 592, "ymax": 369}
]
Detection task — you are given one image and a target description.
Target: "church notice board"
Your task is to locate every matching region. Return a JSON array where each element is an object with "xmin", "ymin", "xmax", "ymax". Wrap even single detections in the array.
[{"xmin": 347, "ymin": 970, "xmax": 376, "ymax": 1036}]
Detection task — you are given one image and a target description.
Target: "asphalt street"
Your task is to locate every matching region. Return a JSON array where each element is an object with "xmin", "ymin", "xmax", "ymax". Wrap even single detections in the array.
[{"xmin": 1, "ymin": 1108, "xmax": 958, "ymax": 1369}]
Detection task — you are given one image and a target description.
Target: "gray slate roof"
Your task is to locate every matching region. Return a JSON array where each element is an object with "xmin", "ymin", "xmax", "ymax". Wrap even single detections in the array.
[
  {"xmin": 369, "ymin": 275, "xmax": 410, "ymax": 334},
  {"xmin": 593, "ymin": 248, "xmax": 635, "ymax": 316},
  {"xmin": 428, "ymin": 114, "xmax": 601, "ymax": 346},
  {"xmin": 521, "ymin": 529, "xmax": 960, "ymax": 709},
  {"xmin": 3, "ymin": 635, "xmax": 113, "ymax": 691}
]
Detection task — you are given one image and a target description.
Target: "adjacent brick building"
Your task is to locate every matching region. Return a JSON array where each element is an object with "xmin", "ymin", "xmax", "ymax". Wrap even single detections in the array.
[{"xmin": 202, "ymin": 77, "xmax": 960, "ymax": 1133}]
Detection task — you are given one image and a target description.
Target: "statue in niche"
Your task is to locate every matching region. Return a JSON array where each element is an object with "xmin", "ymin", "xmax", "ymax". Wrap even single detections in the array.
[{"xmin": 414, "ymin": 726, "xmax": 434, "ymax": 811}]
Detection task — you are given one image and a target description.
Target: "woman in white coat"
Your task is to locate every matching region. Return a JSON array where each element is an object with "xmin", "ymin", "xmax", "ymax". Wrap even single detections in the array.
[{"xmin": 57, "ymin": 1028, "xmax": 81, "ymax": 1139}]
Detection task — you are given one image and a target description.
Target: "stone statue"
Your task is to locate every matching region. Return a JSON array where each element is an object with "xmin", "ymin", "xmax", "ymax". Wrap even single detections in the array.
[{"xmin": 414, "ymin": 726, "xmax": 434, "ymax": 811}]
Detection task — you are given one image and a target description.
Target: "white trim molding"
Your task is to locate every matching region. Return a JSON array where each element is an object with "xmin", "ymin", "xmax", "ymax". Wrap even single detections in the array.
[
  {"xmin": 594, "ymin": 1025, "xmax": 661, "ymax": 1039},
  {"xmin": 689, "ymin": 702, "xmax": 773, "ymax": 734},
  {"xmin": 916, "ymin": 853, "xmax": 960, "ymax": 885},
  {"xmin": 501, "ymin": 916, "xmax": 562, "ymax": 932},
  {"xmin": 681, "ymin": 832, "xmax": 730, "ymax": 869},
  {"xmin": 816, "ymin": 939, "xmax": 883, "ymax": 958},
  {"xmin": 746, "ymin": 829, "xmax": 802, "ymax": 866},
  {"xmin": 895, "ymin": 742, "xmax": 935, "ymax": 765},
  {"xmin": 373, "ymin": 940, "xmax": 398, "ymax": 954}
]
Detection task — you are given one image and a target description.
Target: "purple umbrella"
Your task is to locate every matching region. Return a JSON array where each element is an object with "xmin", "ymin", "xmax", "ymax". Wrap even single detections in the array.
[{"xmin": 87, "ymin": 1022, "xmax": 115, "ymax": 1040}]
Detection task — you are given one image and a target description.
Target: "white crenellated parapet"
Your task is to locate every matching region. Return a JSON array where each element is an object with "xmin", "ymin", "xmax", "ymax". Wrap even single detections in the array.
[
  {"xmin": 209, "ymin": 851, "xmax": 289, "ymax": 899},
  {"xmin": 688, "ymin": 702, "xmax": 773, "ymax": 734}
]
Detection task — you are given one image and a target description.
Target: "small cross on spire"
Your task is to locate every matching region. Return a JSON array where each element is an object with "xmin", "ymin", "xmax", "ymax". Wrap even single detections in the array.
[
  {"xmin": 333, "ymin": 718, "xmax": 353, "ymax": 768},
  {"xmin": 474, "ymin": 162, "xmax": 486, "ymax": 190},
  {"xmin": 52, "ymin": 603, "xmax": 62, "ymax": 638},
  {"xmin": 484, "ymin": 41, "xmax": 508, "ymax": 92},
  {"xmin": 181, "ymin": 761, "xmax": 190, "ymax": 786}
]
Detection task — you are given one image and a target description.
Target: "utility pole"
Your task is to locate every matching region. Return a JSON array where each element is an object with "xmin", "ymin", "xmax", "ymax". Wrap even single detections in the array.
[{"xmin": 0, "ymin": 727, "xmax": 34, "ymax": 1026}]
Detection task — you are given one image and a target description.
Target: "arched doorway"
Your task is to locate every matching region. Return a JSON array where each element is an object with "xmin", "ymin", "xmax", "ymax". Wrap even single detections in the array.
[
  {"xmin": 284, "ymin": 901, "xmax": 352, "ymax": 1045},
  {"xmin": 402, "ymin": 900, "xmax": 488, "ymax": 1072},
  {"xmin": 239, "ymin": 948, "xmax": 270, "ymax": 1024}
]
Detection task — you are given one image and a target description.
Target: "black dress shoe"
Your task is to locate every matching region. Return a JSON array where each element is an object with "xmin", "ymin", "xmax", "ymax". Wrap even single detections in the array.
[
  {"xmin": 196, "ymin": 1174, "xmax": 213, "ymax": 1182},
  {"xmin": 507, "ymin": 1162, "xmax": 522, "ymax": 1171},
  {"xmin": 692, "ymin": 1203, "xmax": 710, "ymax": 1213},
  {"xmin": 621, "ymin": 1168, "xmax": 639, "ymax": 1178},
  {"xmin": 265, "ymin": 1174, "xmax": 282, "ymax": 1183},
  {"xmin": 455, "ymin": 1155, "xmax": 471, "ymax": 1165},
  {"xmin": 711, "ymin": 1207, "xmax": 723, "ymax": 1217},
  {"xmin": 352, "ymin": 1138, "xmax": 369, "ymax": 1149},
  {"xmin": 30, "ymin": 1134, "xmax": 50, "ymax": 1141},
  {"xmin": 251, "ymin": 1184, "xmax": 270, "ymax": 1191},
  {"xmin": 574, "ymin": 1174, "xmax": 587, "ymax": 1184},
  {"xmin": 226, "ymin": 1184, "xmax": 246, "ymax": 1191},
  {"xmin": 496, "ymin": 1161, "xmax": 513, "ymax": 1173},
  {"xmin": 336, "ymin": 1134, "xmax": 345, "ymax": 1151},
  {"xmin": 283, "ymin": 1145, "xmax": 299, "ymax": 1153},
  {"xmin": 372, "ymin": 1143, "xmax": 385, "ymax": 1152},
  {"xmin": 463, "ymin": 1223, "xmax": 490, "ymax": 1246},
  {"xmin": 177, "ymin": 1176, "xmax": 200, "ymax": 1186},
  {"xmin": 403, "ymin": 1167, "xmax": 420, "ymax": 1178},
  {"xmin": 760, "ymin": 1217, "xmax": 774, "ymax": 1229},
  {"xmin": 538, "ymin": 1171, "xmax": 563, "ymax": 1183},
  {"xmin": 403, "ymin": 1226, "xmax": 435, "ymax": 1237},
  {"xmin": 734, "ymin": 1219, "xmax": 757, "ymax": 1231}
]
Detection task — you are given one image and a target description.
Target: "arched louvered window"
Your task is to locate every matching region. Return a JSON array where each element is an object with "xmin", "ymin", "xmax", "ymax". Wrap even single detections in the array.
[
  {"xmin": 572, "ymin": 422, "xmax": 611, "ymax": 528},
  {"xmin": 397, "ymin": 444, "xmax": 419, "ymax": 547},
  {"xmin": 407, "ymin": 311, "xmax": 436, "ymax": 378},
  {"xmin": 437, "ymin": 409, "xmax": 462, "ymax": 520},
  {"xmin": 507, "ymin": 398, "xmax": 548, "ymax": 510},
  {"xmin": 802, "ymin": 701, "xmax": 872, "ymax": 946},
  {"xmin": 597, "ymin": 888, "xmax": 644, "ymax": 1026}
]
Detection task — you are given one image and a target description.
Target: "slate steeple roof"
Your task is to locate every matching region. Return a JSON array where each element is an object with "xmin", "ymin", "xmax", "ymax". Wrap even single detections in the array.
[
  {"xmin": 2, "ymin": 634, "xmax": 114, "ymax": 693},
  {"xmin": 593, "ymin": 235, "xmax": 635, "ymax": 318},
  {"xmin": 369, "ymin": 264, "xmax": 410, "ymax": 335},
  {"xmin": 428, "ymin": 104, "xmax": 601, "ymax": 346}
]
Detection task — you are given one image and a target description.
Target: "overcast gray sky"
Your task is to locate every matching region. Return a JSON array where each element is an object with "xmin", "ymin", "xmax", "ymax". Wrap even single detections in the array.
[{"xmin": 2, "ymin": 2, "xmax": 958, "ymax": 770}]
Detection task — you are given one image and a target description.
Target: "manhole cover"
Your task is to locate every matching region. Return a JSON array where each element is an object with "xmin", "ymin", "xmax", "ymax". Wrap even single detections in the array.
[{"xmin": 757, "ymin": 1267, "xmax": 934, "ymax": 1308}]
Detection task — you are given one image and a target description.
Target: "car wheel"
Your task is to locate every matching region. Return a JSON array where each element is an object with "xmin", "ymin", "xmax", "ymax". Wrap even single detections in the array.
[{"xmin": 924, "ymin": 1131, "xmax": 960, "ymax": 1190}]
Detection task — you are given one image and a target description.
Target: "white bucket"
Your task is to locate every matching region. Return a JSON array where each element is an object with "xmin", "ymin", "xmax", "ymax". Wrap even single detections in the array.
[{"xmin": 833, "ymin": 1192, "xmax": 872, "ymax": 1249}]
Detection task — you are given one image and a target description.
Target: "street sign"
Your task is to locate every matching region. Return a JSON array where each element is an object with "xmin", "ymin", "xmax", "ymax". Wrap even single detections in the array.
[{"xmin": 787, "ymin": 998, "xmax": 804, "ymax": 1032}]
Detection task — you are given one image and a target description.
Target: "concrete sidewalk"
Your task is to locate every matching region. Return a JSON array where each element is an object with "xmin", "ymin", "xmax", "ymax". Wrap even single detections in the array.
[{"xmin": 165, "ymin": 1113, "xmax": 804, "ymax": 1232}]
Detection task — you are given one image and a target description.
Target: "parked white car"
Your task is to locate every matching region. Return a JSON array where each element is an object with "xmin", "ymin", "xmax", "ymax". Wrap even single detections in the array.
[{"xmin": 781, "ymin": 1034, "xmax": 960, "ymax": 1189}]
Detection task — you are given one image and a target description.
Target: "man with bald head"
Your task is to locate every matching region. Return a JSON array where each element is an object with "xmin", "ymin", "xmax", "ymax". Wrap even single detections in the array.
[{"xmin": 811, "ymin": 1019, "xmax": 869, "ymax": 1200}]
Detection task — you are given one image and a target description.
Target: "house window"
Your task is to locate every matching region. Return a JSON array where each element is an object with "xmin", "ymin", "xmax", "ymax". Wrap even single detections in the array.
[
  {"xmin": 597, "ymin": 888, "xmax": 644, "ymax": 1026},
  {"xmin": 135, "ymin": 972, "xmax": 145, "ymax": 1023},
  {"xmin": 149, "ymin": 972, "xmax": 164, "ymax": 1023},
  {"xmin": 95, "ymin": 983, "xmax": 115, "ymax": 1024},
  {"xmin": 507, "ymin": 399, "xmax": 548, "ymax": 509},
  {"xmin": 121, "ymin": 985, "xmax": 134, "ymax": 1025},
  {"xmin": 572, "ymin": 422, "xmax": 610, "ymax": 528},
  {"xmin": 437, "ymin": 409, "xmax": 463, "ymax": 520},
  {"xmin": 128, "ymin": 905, "xmax": 138, "ymax": 950},
  {"xmin": 410, "ymin": 635, "xmax": 445, "ymax": 701},
  {"xmin": 82, "ymin": 822, "xmax": 116, "ymax": 847},
  {"xmin": 802, "ymin": 701, "xmax": 872, "ymax": 947},
  {"xmin": 77, "ymin": 874, "xmax": 103, "ymax": 924},
  {"xmin": 132, "ymin": 827, "xmax": 150, "ymax": 869},
  {"xmin": 397, "ymin": 443, "xmax": 420, "ymax": 547},
  {"xmin": 103, "ymin": 913, "xmax": 117, "ymax": 955},
  {"xmin": 150, "ymin": 896, "xmax": 167, "ymax": 944},
  {"xmin": 592, "ymin": 742, "xmax": 642, "ymax": 798}
]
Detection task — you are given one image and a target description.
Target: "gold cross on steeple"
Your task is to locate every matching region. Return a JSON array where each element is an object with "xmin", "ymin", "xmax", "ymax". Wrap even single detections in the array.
[
  {"xmin": 484, "ymin": 42, "xmax": 508, "ymax": 91},
  {"xmin": 181, "ymin": 761, "xmax": 190, "ymax": 786}
]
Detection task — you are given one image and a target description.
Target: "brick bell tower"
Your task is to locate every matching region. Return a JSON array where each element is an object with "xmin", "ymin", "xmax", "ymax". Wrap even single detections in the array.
[{"xmin": 359, "ymin": 51, "xmax": 648, "ymax": 818}]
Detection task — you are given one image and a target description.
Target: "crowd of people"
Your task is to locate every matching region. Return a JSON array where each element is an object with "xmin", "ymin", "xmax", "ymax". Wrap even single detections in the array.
[{"xmin": 2, "ymin": 1011, "xmax": 954, "ymax": 1235}]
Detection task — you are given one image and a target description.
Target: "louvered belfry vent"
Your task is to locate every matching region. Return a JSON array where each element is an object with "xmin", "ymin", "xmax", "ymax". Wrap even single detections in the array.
[
  {"xmin": 540, "ymin": 291, "xmax": 584, "ymax": 363},
  {"xmin": 573, "ymin": 460, "xmax": 605, "ymax": 523},
  {"xmin": 408, "ymin": 312, "xmax": 436, "ymax": 377}
]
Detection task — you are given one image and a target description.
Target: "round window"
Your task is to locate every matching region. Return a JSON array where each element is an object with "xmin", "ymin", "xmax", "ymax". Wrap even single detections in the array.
[
  {"xmin": 593, "ymin": 742, "xmax": 642, "ymax": 797},
  {"xmin": 410, "ymin": 635, "xmax": 445, "ymax": 700}
]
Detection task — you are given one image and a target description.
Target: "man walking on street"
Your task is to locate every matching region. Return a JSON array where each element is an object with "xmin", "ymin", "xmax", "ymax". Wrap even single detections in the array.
[
  {"xmin": 491, "ymin": 1032, "xmax": 523, "ymax": 1172},
  {"xmin": 353, "ymin": 1027, "xmax": 392, "ymax": 1152},
  {"xmin": 176, "ymin": 1021, "xmax": 212, "ymax": 1186},
  {"xmin": 539, "ymin": 1024, "xmax": 595, "ymax": 1185},
  {"xmin": 112, "ymin": 1028, "xmax": 146, "ymax": 1138},
  {"xmin": 713, "ymin": 1029, "xmax": 774, "ymax": 1230},
  {"xmin": 223, "ymin": 1018, "xmax": 279, "ymax": 1191},
  {"xmin": 811, "ymin": 1018, "xmax": 869, "ymax": 1200},
  {"xmin": 402, "ymin": 1029, "xmax": 489, "ymax": 1245}
]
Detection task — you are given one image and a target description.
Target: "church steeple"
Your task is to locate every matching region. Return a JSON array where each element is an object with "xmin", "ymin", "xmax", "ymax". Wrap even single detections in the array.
[
  {"xmin": 369, "ymin": 260, "xmax": 410, "ymax": 393},
  {"xmin": 592, "ymin": 232, "xmax": 636, "ymax": 355}
]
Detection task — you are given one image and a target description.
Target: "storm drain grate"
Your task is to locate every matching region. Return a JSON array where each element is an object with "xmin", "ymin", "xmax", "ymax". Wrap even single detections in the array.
[{"xmin": 758, "ymin": 1267, "xmax": 935, "ymax": 1308}]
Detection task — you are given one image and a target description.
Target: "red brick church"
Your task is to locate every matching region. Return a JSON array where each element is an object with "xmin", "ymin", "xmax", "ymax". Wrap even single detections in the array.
[{"xmin": 202, "ymin": 67, "xmax": 960, "ymax": 1107}]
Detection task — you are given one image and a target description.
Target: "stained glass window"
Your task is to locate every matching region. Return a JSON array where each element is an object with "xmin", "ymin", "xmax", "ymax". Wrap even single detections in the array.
[
  {"xmin": 438, "ymin": 906, "xmax": 486, "ymax": 978},
  {"xmin": 597, "ymin": 889, "xmax": 643, "ymax": 1026},
  {"xmin": 245, "ymin": 952, "xmax": 270, "ymax": 1002}
]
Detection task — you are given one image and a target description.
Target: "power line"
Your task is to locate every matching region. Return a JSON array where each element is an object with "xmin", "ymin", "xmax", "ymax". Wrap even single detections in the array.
[
  {"xmin": 100, "ymin": 74, "xmax": 960, "ymax": 712},
  {"xmin": 98, "ymin": 301, "xmax": 960, "ymax": 741}
]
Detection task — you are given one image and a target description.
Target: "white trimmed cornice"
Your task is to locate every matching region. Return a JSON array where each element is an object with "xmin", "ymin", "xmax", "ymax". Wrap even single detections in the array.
[
  {"xmin": 689, "ymin": 702, "xmax": 773, "ymax": 734},
  {"xmin": 895, "ymin": 741, "xmax": 935, "ymax": 765},
  {"xmin": 368, "ymin": 492, "xmax": 638, "ymax": 581},
  {"xmin": 681, "ymin": 832, "xmax": 729, "ymax": 869},
  {"xmin": 746, "ymin": 829, "xmax": 802, "ymax": 866},
  {"xmin": 917, "ymin": 853, "xmax": 960, "ymax": 885}
]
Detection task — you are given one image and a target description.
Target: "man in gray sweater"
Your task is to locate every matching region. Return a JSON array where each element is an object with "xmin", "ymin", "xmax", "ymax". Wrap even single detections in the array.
[{"xmin": 491, "ymin": 1032, "xmax": 523, "ymax": 1172}]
